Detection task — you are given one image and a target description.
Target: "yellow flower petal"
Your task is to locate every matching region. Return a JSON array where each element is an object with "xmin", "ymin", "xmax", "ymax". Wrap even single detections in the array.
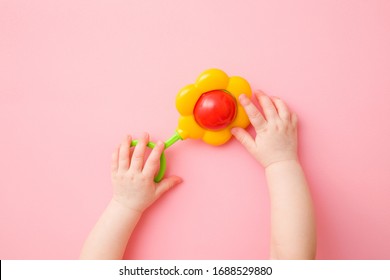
[
  {"xmin": 226, "ymin": 76, "xmax": 252, "ymax": 99},
  {"xmin": 194, "ymin": 69, "xmax": 229, "ymax": 93},
  {"xmin": 176, "ymin": 84, "xmax": 202, "ymax": 116},
  {"xmin": 202, "ymin": 128, "xmax": 232, "ymax": 146},
  {"xmin": 176, "ymin": 115, "xmax": 205, "ymax": 140},
  {"xmin": 230, "ymin": 105, "xmax": 250, "ymax": 128}
]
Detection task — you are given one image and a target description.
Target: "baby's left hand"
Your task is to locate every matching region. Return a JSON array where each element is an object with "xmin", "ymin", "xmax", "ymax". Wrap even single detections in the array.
[{"xmin": 111, "ymin": 133, "xmax": 182, "ymax": 213}]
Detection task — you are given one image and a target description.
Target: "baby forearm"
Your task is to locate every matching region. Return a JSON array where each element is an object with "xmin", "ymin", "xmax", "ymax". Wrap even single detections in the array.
[
  {"xmin": 265, "ymin": 160, "xmax": 316, "ymax": 259},
  {"xmin": 80, "ymin": 199, "xmax": 142, "ymax": 259}
]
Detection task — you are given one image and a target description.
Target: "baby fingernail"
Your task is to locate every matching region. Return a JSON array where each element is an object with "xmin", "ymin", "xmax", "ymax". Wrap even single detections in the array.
[
  {"xmin": 154, "ymin": 141, "xmax": 164, "ymax": 149},
  {"xmin": 239, "ymin": 94, "xmax": 250, "ymax": 105}
]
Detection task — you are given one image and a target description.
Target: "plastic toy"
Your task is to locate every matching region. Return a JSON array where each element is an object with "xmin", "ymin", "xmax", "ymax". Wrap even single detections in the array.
[{"xmin": 131, "ymin": 68, "xmax": 252, "ymax": 182}]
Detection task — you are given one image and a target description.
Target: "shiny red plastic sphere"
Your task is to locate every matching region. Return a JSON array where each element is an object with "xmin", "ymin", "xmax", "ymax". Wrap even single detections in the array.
[{"xmin": 193, "ymin": 90, "xmax": 237, "ymax": 131}]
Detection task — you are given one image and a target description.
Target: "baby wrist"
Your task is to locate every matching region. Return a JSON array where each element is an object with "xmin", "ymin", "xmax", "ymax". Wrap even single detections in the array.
[
  {"xmin": 110, "ymin": 198, "xmax": 145, "ymax": 216},
  {"xmin": 264, "ymin": 158, "xmax": 300, "ymax": 170}
]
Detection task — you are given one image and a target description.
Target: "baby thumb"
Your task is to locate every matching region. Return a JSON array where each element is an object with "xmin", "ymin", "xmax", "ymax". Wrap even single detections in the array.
[{"xmin": 155, "ymin": 176, "xmax": 183, "ymax": 198}]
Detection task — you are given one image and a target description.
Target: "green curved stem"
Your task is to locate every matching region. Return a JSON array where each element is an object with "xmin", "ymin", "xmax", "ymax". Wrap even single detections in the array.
[
  {"xmin": 164, "ymin": 131, "xmax": 183, "ymax": 149},
  {"xmin": 130, "ymin": 131, "xmax": 182, "ymax": 183}
]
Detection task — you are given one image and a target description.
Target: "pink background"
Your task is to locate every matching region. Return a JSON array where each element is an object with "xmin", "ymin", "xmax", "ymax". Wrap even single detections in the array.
[{"xmin": 1, "ymin": 0, "xmax": 390, "ymax": 259}]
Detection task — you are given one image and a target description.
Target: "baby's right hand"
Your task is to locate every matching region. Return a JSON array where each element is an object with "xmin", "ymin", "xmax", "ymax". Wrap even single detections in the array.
[{"xmin": 231, "ymin": 90, "xmax": 299, "ymax": 168}]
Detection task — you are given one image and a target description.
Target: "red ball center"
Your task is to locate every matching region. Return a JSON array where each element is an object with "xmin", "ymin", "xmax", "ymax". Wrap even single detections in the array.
[{"xmin": 193, "ymin": 90, "xmax": 237, "ymax": 131}]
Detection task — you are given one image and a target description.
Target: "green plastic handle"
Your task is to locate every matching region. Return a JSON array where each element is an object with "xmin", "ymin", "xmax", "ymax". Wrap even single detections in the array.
[{"xmin": 130, "ymin": 132, "xmax": 182, "ymax": 183}]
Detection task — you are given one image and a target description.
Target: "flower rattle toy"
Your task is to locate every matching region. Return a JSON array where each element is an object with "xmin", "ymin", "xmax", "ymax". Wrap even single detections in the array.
[{"xmin": 131, "ymin": 68, "xmax": 252, "ymax": 182}]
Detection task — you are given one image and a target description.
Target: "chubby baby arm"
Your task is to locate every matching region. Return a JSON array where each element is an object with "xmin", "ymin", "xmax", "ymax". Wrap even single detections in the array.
[
  {"xmin": 80, "ymin": 133, "xmax": 182, "ymax": 259},
  {"xmin": 232, "ymin": 91, "xmax": 316, "ymax": 259}
]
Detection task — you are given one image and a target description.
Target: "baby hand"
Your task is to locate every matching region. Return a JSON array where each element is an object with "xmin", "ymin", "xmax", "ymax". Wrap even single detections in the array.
[
  {"xmin": 231, "ymin": 90, "xmax": 298, "ymax": 168},
  {"xmin": 111, "ymin": 133, "xmax": 182, "ymax": 213}
]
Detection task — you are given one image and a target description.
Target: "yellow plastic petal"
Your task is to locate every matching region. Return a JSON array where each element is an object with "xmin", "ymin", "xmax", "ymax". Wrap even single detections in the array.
[
  {"xmin": 226, "ymin": 76, "xmax": 252, "ymax": 100},
  {"xmin": 230, "ymin": 105, "xmax": 250, "ymax": 129},
  {"xmin": 176, "ymin": 84, "xmax": 202, "ymax": 116},
  {"xmin": 176, "ymin": 115, "xmax": 205, "ymax": 140},
  {"xmin": 202, "ymin": 128, "xmax": 232, "ymax": 146},
  {"xmin": 194, "ymin": 69, "xmax": 229, "ymax": 93}
]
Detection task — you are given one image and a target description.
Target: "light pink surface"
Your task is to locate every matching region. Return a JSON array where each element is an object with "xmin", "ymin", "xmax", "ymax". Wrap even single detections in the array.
[{"xmin": 1, "ymin": 0, "xmax": 390, "ymax": 259}]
